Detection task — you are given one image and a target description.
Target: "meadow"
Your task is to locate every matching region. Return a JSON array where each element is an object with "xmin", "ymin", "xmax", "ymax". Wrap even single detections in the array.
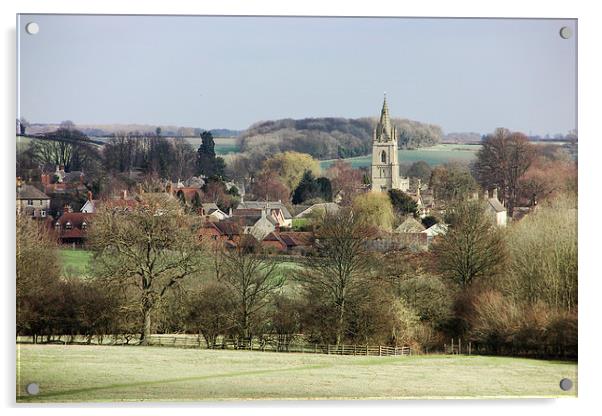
[
  {"xmin": 319, "ymin": 143, "xmax": 481, "ymax": 169},
  {"xmin": 59, "ymin": 249, "xmax": 93, "ymax": 276},
  {"xmin": 16, "ymin": 344, "xmax": 577, "ymax": 402}
]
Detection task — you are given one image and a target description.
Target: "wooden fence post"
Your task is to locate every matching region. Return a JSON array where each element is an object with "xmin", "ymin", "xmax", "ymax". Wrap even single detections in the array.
[
  {"xmin": 327, "ymin": 344, "xmax": 331, "ymax": 355},
  {"xmin": 459, "ymin": 338, "xmax": 462, "ymax": 355},
  {"xmin": 379, "ymin": 346, "xmax": 382, "ymax": 356},
  {"xmin": 366, "ymin": 344, "xmax": 369, "ymax": 356},
  {"xmin": 315, "ymin": 343, "xmax": 317, "ymax": 354},
  {"xmin": 468, "ymin": 342, "xmax": 472, "ymax": 355},
  {"xmin": 451, "ymin": 338, "xmax": 454, "ymax": 355}
]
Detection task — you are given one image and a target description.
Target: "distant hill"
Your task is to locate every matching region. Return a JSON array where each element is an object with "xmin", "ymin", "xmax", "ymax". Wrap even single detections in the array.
[
  {"xmin": 443, "ymin": 132, "xmax": 483, "ymax": 144},
  {"xmin": 239, "ymin": 117, "xmax": 443, "ymax": 160},
  {"xmin": 23, "ymin": 123, "xmax": 241, "ymax": 138}
]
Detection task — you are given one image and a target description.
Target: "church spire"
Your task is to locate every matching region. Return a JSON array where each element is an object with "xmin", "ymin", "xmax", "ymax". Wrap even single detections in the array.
[{"xmin": 377, "ymin": 93, "xmax": 393, "ymax": 141}]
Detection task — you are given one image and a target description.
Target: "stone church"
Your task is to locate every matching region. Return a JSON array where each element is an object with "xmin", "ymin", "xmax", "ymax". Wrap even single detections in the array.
[{"xmin": 371, "ymin": 95, "xmax": 410, "ymax": 192}]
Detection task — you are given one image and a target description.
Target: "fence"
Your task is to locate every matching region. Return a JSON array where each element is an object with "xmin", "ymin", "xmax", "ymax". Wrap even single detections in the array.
[
  {"xmin": 444, "ymin": 338, "xmax": 472, "ymax": 355},
  {"xmin": 147, "ymin": 334, "xmax": 411, "ymax": 357}
]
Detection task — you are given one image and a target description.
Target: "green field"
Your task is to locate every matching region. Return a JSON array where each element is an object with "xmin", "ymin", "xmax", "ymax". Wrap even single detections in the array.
[
  {"xmin": 16, "ymin": 344, "xmax": 577, "ymax": 402},
  {"xmin": 59, "ymin": 249, "xmax": 93, "ymax": 276},
  {"xmin": 185, "ymin": 137, "xmax": 240, "ymax": 155},
  {"xmin": 320, "ymin": 143, "xmax": 481, "ymax": 169}
]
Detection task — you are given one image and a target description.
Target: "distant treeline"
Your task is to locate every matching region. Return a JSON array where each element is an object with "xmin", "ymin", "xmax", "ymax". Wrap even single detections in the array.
[
  {"xmin": 239, "ymin": 117, "xmax": 443, "ymax": 160},
  {"xmin": 21, "ymin": 123, "xmax": 241, "ymax": 138}
]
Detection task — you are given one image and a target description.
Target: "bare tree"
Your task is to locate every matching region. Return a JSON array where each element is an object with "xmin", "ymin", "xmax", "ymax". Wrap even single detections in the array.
[
  {"xmin": 432, "ymin": 200, "xmax": 508, "ymax": 288},
  {"xmin": 89, "ymin": 193, "xmax": 204, "ymax": 344},
  {"xmin": 295, "ymin": 208, "xmax": 375, "ymax": 345},
  {"xmin": 220, "ymin": 236, "xmax": 285, "ymax": 342},
  {"xmin": 473, "ymin": 128, "xmax": 535, "ymax": 216}
]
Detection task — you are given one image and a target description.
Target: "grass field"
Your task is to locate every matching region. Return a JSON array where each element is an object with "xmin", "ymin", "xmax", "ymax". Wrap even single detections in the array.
[
  {"xmin": 319, "ymin": 143, "xmax": 481, "ymax": 169},
  {"xmin": 16, "ymin": 344, "xmax": 577, "ymax": 402},
  {"xmin": 58, "ymin": 249, "xmax": 93, "ymax": 276}
]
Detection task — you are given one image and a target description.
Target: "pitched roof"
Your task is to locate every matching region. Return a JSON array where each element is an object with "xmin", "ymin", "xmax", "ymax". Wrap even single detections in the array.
[
  {"xmin": 263, "ymin": 231, "xmax": 314, "ymax": 247},
  {"xmin": 237, "ymin": 201, "xmax": 292, "ymax": 219},
  {"xmin": 16, "ymin": 184, "xmax": 50, "ymax": 200},
  {"xmin": 395, "ymin": 217, "xmax": 426, "ymax": 233},
  {"xmin": 55, "ymin": 212, "xmax": 94, "ymax": 227},
  {"xmin": 487, "ymin": 198, "xmax": 506, "ymax": 213},
  {"xmin": 294, "ymin": 202, "xmax": 340, "ymax": 218},
  {"xmin": 423, "ymin": 223, "xmax": 448, "ymax": 237}
]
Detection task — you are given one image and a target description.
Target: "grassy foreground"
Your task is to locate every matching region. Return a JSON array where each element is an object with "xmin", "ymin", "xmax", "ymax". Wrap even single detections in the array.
[
  {"xmin": 59, "ymin": 249, "xmax": 93, "ymax": 276},
  {"xmin": 16, "ymin": 344, "xmax": 576, "ymax": 402}
]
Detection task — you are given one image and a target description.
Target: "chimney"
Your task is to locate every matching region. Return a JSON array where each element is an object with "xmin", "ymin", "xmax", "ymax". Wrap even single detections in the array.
[
  {"xmin": 492, "ymin": 188, "xmax": 498, "ymax": 200},
  {"xmin": 87, "ymin": 191, "xmax": 93, "ymax": 201},
  {"xmin": 228, "ymin": 207, "xmax": 232, "ymax": 217},
  {"xmin": 121, "ymin": 190, "xmax": 127, "ymax": 200},
  {"xmin": 79, "ymin": 172, "xmax": 84, "ymax": 184},
  {"xmin": 261, "ymin": 208, "xmax": 267, "ymax": 219}
]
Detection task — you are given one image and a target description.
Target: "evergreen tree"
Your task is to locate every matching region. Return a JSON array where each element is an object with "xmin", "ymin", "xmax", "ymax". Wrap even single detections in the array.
[
  {"xmin": 196, "ymin": 131, "xmax": 217, "ymax": 177},
  {"xmin": 388, "ymin": 189, "xmax": 418, "ymax": 216}
]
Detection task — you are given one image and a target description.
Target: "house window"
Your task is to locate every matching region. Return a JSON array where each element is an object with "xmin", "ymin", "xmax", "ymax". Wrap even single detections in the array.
[
  {"xmin": 27, "ymin": 199, "xmax": 33, "ymax": 206},
  {"xmin": 55, "ymin": 222, "xmax": 61, "ymax": 230},
  {"xmin": 81, "ymin": 222, "xmax": 87, "ymax": 230},
  {"xmin": 65, "ymin": 221, "xmax": 72, "ymax": 230},
  {"xmin": 381, "ymin": 151, "xmax": 387, "ymax": 163}
]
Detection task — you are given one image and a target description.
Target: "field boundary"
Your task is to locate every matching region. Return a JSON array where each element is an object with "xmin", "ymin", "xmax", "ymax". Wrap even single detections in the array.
[{"xmin": 147, "ymin": 334, "xmax": 412, "ymax": 357}]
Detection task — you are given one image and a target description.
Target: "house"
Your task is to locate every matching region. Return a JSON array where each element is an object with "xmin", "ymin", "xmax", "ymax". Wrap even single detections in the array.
[
  {"xmin": 52, "ymin": 209, "xmax": 94, "ymax": 246},
  {"xmin": 236, "ymin": 201, "xmax": 292, "ymax": 228},
  {"xmin": 81, "ymin": 190, "xmax": 137, "ymax": 213},
  {"xmin": 199, "ymin": 220, "xmax": 242, "ymax": 245},
  {"xmin": 200, "ymin": 202, "xmax": 229, "ymax": 221},
  {"xmin": 262, "ymin": 231, "xmax": 315, "ymax": 254},
  {"xmin": 422, "ymin": 223, "xmax": 448, "ymax": 245},
  {"xmin": 16, "ymin": 180, "xmax": 51, "ymax": 219},
  {"xmin": 486, "ymin": 189, "xmax": 507, "ymax": 227},
  {"xmin": 41, "ymin": 165, "xmax": 87, "ymax": 194},
  {"xmin": 294, "ymin": 202, "xmax": 340, "ymax": 219},
  {"xmin": 394, "ymin": 216, "xmax": 426, "ymax": 234}
]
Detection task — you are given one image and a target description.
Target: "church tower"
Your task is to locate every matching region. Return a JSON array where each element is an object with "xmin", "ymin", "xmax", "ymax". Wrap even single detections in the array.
[{"xmin": 371, "ymin": 95, "xmax": 403, "ymax": 192}]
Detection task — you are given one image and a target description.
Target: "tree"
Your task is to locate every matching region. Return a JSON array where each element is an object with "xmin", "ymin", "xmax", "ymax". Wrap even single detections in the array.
[
  {"xmin": 429, "ymin": 162, "xmax": 478, "ymax": 203},
  {"xmin": 407, "ymin": 161, "xmax": 432, "ymax": 182},
  {"xmin": 292, "ymin": 171, "xmax": 332, "ymax": 204},
  {"xmin": 504, "ymin": 194, "xmax": 577, "ymax": 311},
  {"xmin": 18, "ymin": 118, "xmax": 30, "ymax": 135},
  {"xmin": 30, "ymin": 128, "xmax": 99, "ymax": 172},
  {"xmin": 196, "ymin": 131, "xmax": 223, "ymax": 178},
  {"xmin": 262, "ymin": 151, "xmax": 320, "ymax": 190},
  {"xmin": 432, "ymin": 200, "xmax": 507, "ymax": 288},
  {"xmin": 421, "ymin": 215, "xmax": 439, "ymax": 229},
  {"xmin": 60, "ymin": 120, "xmax": 76, "ymax": 130},
  {"xmin": 220, "ymin": 236, "xmax": 285, "ymax": 341},
  {"xmin": 16, "ymin": 214, "xmax": 62, "ymax": 341},
  {"xmin": 351, "ymin": 192, "xmax": 395, "ymax": 231},
  {"xmin": 473, "ymin": 128, "xmax": 536, "ymax": 216},
  {"xmin": 518, "ymin": 157, "xmax": 577, "ymax": 206},
  {"xmin": 326, "ymin": 160, "xmax": 363, "ymax": 205},
  {"xmin": 155, "ymin": 127, "xmax": 162, "ymax": 136},
  {"xmin": 295, "ymin": 208, "xmax": 375, "ymax": 344},
  {"xmin": 89, "ymin": 194, "xmax": 203, "ymax": 344},
  {"xmin": 250, "ymin": 171, "xmax": 291, "ymax": 202},
  {"xmin": 185, "ymin": 281, "xmax": 236, "ymax": 348},
  {"xmin": 388, "ymin": 189, "xmax": 418, "ymax": 216}
]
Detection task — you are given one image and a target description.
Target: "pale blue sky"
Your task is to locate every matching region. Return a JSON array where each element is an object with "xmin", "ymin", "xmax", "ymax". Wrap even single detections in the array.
[{"xmin": 17, "ymin": 15, "xmax": 576, "ymax": 135}]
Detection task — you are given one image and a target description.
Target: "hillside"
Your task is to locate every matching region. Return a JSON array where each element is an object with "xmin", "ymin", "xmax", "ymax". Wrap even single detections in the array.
[{"xmin": 239, "ymin": 117, "xmax": 443, "ymax": 160}]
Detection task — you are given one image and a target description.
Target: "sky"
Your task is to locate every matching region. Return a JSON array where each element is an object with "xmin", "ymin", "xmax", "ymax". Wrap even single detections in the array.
[{"xmin": 17, "ymin": 15, "xmax": 577, "ymax": 135}]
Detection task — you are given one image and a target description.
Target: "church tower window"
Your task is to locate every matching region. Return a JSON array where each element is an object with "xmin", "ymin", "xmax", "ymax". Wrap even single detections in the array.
[{"xmin": 381, "ymin": 151, "xmax": 387, "ymax": 163}]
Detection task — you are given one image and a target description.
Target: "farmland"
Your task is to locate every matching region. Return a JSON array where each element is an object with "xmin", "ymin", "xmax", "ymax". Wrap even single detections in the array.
[
  {"xmin": 319, "ymin": 143, "xmax": 481, "ymax": 169},
  {"xmin": 16, "ymin": 344, "xmax": 577, "ymax": 402}
]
